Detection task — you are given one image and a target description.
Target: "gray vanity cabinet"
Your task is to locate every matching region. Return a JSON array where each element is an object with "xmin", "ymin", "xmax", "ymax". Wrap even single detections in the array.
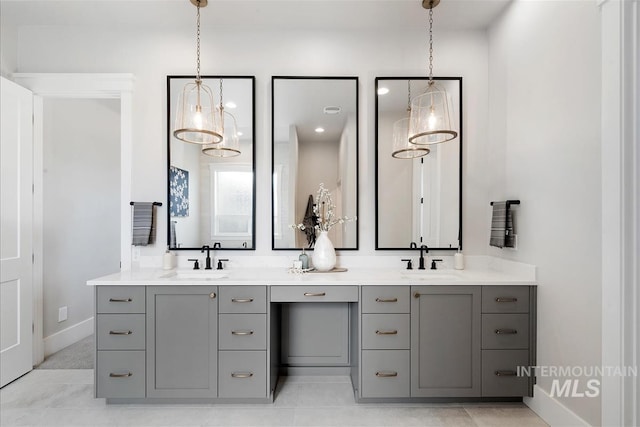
[
  {"xmin": 146, "ymin": 286, "xmax": 218, "ymax": 398},
  {"xmin": 410, "ymin": 286, "xmax": 481, "ymax": 397},
  {"xmin": 218, "ymin": 286, "xmax": 269, "ymax": 399},
  {"xmin": 359, "ymin": 286, "xmax": 411, "ymax": 398},
  {"xmin": 481, "ymin": 286, "xmax": 536, "ymax": 397},
  {"xmin": 95, "ymin": 286, "xmax": 146, "ymax": 399}
]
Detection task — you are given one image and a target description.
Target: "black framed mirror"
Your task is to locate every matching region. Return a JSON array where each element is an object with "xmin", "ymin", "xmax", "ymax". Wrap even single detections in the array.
[
  {"xmin": 167, "ymin": 75, "xmax": 256, "ymax": 250},
  {"xmin": 375, "ymin": 77, "xmax": 462, "ymax": 250},
  {"xmin": 272, "ymin": 76, "xmax": 359, "ymax": 250}
]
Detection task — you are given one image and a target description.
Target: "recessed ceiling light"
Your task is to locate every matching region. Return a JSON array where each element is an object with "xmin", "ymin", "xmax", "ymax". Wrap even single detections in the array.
[
  {"xmin": 236, "ymin": 131, "xmax": 243, "ymax": 136},
  {"xmin": 225, "ymin": 102, "xmax": 237, "ymax": 109},
  {"xmin": 377, "ymin": 87, "xmax": 390, "ymax": 95},
  {"xmin": 323, "ymin": 106, "xmax": 341, "ymax": 115},
  {"xmin": 315, "ymin": 127, "xmax": 325, "ymax": 133}
]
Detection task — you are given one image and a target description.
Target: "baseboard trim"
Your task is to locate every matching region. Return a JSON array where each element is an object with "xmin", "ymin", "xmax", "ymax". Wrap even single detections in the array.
[
  {"xmin": 524, "ymin": 385, "xmax": 592, "ymax": 427},
  {"xmin": 43, "ymin": 317, "xmax": 94, "ymax": 357}
]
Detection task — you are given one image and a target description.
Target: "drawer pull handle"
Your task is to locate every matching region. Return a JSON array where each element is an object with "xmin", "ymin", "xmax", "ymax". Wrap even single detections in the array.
[
  {"xmin": 231, "ymin": 298, "xmax": 254, "ymax": 303},
  {"xmin": 109, "ymin": 372, "xmax": 133, "ymax": 378},
  {"xmin": 304, "ymin": 292, "xmax": 326, "ymax": 297},
  {"xmin": 231, "ymin": 330, "xmax": 254, "ymax": 336},
  {"xmin": 109, "ymin": 298, "xmax": 132, "ymax": 303},
  {"xmin": 231, "ymin": 372, "xmax": 253, "ymax": 379},
  {"xmin": 109, "ymin": 330, "xmax": 132, "ymax": 335},
  {"xmin": 375, "ymin": 330, "xmax": 398, "ymax": 335},
  {"xmin": 495, "ymin": 370, "xmax": 517, "ymax": 377},
  {"xmin": 494, "ymin": 328, "xmax": 518, "ymax": 335},
  {"xmin": 210, "ymin": 292, "xmax": 216, "ymax": 299},
  {"xmin": 495, "ymin": 297, "xmax": 518, "ymax": 303},
  {"xmin": 375, "ymin": 297, "xmax": 398, "ymax": 303},
  {"xmin": 375, "ymin": 371, "xmax": 398, "ymax": 378}
]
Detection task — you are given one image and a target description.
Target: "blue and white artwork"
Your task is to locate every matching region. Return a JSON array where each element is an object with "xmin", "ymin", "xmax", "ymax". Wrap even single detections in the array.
[{"xmin": 170, "ymin": 166, "xmax": 189, "ymax": 217}]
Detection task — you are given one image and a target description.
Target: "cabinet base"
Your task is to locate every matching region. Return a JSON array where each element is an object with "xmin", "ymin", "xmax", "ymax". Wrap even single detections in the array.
[
  {"xmin": 105, "ymin": 396, "xmax": 274, "ymax": 405},
  {"xmin": 355, "ymin": 396, "xmax": 523, "ymax": 404}
]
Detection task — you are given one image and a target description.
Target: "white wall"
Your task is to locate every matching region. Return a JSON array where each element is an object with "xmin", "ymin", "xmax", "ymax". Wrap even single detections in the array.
[
  {"xmin": 487, "ymin": 1, "xmax": 601, "ymax": 425},
  {"xmin": 43, "ymin": 98, "xmax": 120, "ymax": 338},
  {"xmin": 15, "ymin": 25, "xmax": 489, "ymax": 259},
  {"xmin": 0, "ymin": 22, "xmax": 17, "ymax": 78}
]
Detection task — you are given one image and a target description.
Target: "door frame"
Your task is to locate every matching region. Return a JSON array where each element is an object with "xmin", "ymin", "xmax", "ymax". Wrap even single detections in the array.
[
  {"xmin": 13, "ymin": 73, "xmax": 134, "ymax": 365},
  {"xmin": 598, "ymin": 0, "xmax": 639, "ymax": 425}
]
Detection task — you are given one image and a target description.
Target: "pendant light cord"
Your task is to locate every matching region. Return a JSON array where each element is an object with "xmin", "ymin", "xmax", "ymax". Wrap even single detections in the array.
[
  {"xmin": 428, "ymin": 0, "xmax": 434, "ymax": 83},
  {"xmin": 196, "ymin": 0, "xmax": 201, "ymax": 82},
  {"xmin": 407, "ymin": 80, "xmax": 412, "ymax": 112}
]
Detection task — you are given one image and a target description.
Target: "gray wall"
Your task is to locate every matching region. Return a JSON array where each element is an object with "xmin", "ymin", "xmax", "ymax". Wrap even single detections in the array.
[{"xmin": 43, "ymin": 98, "xmax": 120, "ymax": 338}]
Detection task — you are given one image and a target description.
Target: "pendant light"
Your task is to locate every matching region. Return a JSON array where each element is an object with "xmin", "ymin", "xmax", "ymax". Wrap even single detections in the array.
[
  {"xmin": 173, "ymin": 0, "xmax": 223, "ymax": 145},
  {"xmin": 202, "ymin": 79, "xmax": 241, "ymax": 158},
  {"xmin": 408, "ymin": 0, "xmax": 458, "ymax": 146},
  {"xmin": 392, "ymin": 80, "xmax": 430, "ymax": 159}
]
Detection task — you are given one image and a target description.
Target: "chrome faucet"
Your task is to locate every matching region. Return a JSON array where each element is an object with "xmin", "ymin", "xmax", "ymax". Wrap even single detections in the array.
[
  {"xmin": 201, "ymin": 245, "xmax": 213, "ymax": 270},
  {"xmin": 418, "ymin": 245, "xmax": 429, "ymax": 270}
]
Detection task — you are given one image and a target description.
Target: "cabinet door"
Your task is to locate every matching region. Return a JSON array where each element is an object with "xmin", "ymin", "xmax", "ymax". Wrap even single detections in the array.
[
  {"xmin": 146, "ymin": 286, "xmax": 218, "ymax": 398},
  {"xmin": 411, "ymin": 286, "xmax": 481, "ymax": 397}
]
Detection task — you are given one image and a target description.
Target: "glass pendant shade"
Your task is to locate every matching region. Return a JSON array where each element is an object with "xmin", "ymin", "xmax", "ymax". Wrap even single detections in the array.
[
  {"xmin": 392, "ymin": 116, "xmax": 430, "ymax": 159},
  {"xmin": 408, "ymin": 81, "xmax": 457, "ymax": 145},
  {"xmin": 174, "ymin": 80, "xmax": 224, "ymax": 144},
  {"xmin": 202, "ymin": 110, "xmax": 241, "ymax": 158}
]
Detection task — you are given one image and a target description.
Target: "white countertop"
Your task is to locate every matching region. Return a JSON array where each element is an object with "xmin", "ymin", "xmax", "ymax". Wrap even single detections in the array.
[{"xmin": 87, "ymin": 264, "xmax": 536, "ymax": 287}]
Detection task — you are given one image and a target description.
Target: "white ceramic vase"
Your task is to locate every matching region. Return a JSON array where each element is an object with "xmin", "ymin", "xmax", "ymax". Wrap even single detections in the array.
[{"xmin": 312, "ymin": 231, "xmax": 336, "ymax": 272}]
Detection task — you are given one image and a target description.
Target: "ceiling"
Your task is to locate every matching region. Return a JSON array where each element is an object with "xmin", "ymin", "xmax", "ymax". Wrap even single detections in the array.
[{"xmin": 1, "ymin": 0, "xmax": 512, "ymax": 31}]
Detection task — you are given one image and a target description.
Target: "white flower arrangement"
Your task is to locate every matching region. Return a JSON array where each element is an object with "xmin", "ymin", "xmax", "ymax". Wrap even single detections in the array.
[{"xmin": 291, "ymin": 183, "xmax": 357, "ymax": 234}]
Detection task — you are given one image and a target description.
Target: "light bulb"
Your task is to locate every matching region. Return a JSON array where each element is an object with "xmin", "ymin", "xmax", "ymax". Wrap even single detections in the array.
[
  {"xmin": 428, "ymin": 108, "xmax": 437, "ymax": 130},
  {"xmin": 193, "ymin": 110, "xmax": 203, "ymax": 130}
]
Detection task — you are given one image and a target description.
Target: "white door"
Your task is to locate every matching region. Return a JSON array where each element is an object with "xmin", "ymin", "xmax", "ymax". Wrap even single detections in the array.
[{"xmin": 1, "ymin": 77, "xmax": 34, "ymax": 387}]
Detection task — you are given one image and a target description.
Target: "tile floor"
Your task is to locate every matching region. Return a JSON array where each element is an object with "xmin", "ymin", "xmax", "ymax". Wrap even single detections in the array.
[{"xmin": 1, "ymin": 370, "xmax": 549, "ymax": 426}]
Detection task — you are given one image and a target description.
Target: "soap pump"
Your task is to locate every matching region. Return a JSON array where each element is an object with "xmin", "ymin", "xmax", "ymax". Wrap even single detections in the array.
[
  {"xmin": 299, "ymin": 248, "xmax": 309, "ymax": 270},
  {"xmin": 163, "ymin": 247, "xmax": 175, "ymax": 270},
  {"xmin": 454, "ymin": 247, "xmax": 464, "ymax": 270}
]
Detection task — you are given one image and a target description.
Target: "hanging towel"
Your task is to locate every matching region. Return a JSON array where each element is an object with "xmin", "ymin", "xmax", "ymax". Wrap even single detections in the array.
[
  {"xmin": 490, "ymin": 201, "xmax": 515, "ymax": 248},
  {"xmin": 302, "ymin": 195, "xmax": 318, "ymax": 248},
  {"xmin": 132, "ymin": 202, "xmax": 156, "ymax": 246}
]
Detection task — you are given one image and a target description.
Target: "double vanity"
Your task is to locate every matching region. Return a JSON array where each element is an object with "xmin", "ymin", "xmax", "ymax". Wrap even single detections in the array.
[{"xmin": 89, "ymin": 265, "xmax": 536, "ymax": 404}]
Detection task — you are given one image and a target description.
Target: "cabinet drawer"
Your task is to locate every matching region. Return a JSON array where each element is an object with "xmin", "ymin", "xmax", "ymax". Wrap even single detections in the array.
[
  {"xmin": 482, "ymin": 314, "xmax": 529, "ymax": 349},
  {"xmin": 96, "ymin": 351, "xmax": 145, "ymax": 398},
  {"xmin": 361, "ymin": 286, "xmax": 410, "ymax": 313},
  {"xmin": 218, "ymin": 351, "xmax": 267, "ymax": 398},
  {"xmin": 97, "ymin": 286, "xmax": 146, "ymax": 314},
  {"xmin": 482, "ymin": 286, "xmax": 530, "ymax": 313},
  {"xmin": 362, "ymin": 314, "xmax": 410, "ymax": 350},
  {"xmin": 482, "ymin": 349, "xmax": 530, "ymax": 397},
  {"xmin": 270, "ymin": 285, "xmax": 358, "ymax": 302},
  {"xmin": 219, "ymin": 314, "xmax": 267, "ymax": 350},
  {"xmin": 97, "ymin": 314, "xmax": 145, "ymax": 350},
  {"xmin": 219, "ymin": 286, "xmax": 267, "ymax": 313},
  {"xmin": 361, "ymin": 350, "xmax": 410, "ymax": 398}
]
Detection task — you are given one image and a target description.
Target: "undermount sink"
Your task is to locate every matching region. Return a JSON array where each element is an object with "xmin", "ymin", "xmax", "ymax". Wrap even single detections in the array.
[
  {"xmin": 161, "ymin": 270, "xmax": 228, "ymax": 280},
  {"xmin": 401, "ymin": 270, "xmax": 459, "ymax": 281}
]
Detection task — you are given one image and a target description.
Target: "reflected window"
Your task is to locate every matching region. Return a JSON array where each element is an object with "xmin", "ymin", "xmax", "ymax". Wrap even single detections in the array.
[{"xmin": 209, "ymin": 164, "xmax": 252, "ymax": 241}]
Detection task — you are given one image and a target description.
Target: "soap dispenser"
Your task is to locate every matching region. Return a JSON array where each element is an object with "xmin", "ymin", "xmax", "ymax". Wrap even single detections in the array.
[
  {"xmin": 299, "ymin": 248, "xmax": 309, "ymax": 270},
  {"xmin": 454, "ymin": 247, "xmax": 464, "ymax": 270},
  {"xmin": 163, "ymin": 247, "xmax": 175, "ymax": 270}
]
